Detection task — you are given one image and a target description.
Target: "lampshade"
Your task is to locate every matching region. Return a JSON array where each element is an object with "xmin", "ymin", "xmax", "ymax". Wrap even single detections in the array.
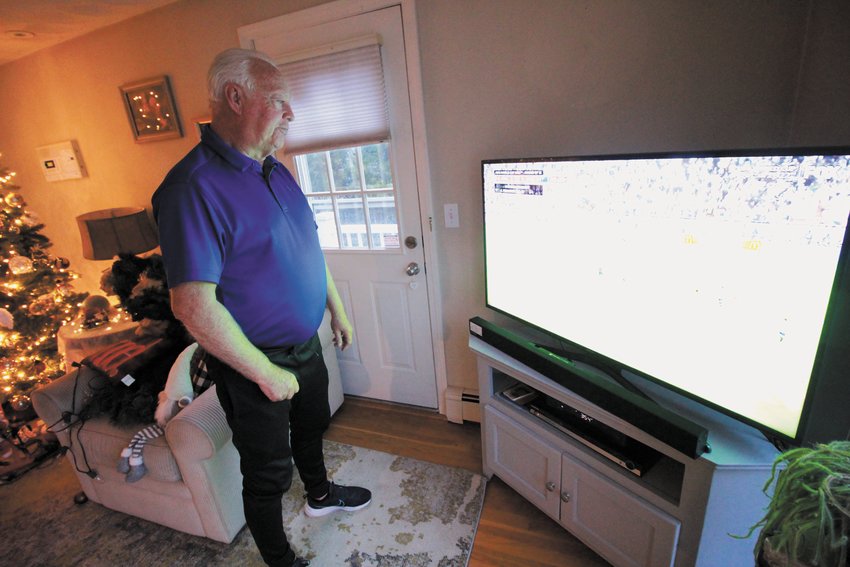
[{"xmin": 77, "ymin": 207, "xmax": 158, "ymax": 260}]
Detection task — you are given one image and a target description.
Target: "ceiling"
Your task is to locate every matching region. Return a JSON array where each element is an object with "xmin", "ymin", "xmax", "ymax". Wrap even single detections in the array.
[{"xmin": 0, "ymin": 0, "xmax": 180, "ymax": 67}]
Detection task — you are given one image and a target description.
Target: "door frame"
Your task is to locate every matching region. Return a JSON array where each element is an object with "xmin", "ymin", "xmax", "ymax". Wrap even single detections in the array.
[{"xmin": 238, "ymin": 0, "xmax": 449, "ymax": 414}]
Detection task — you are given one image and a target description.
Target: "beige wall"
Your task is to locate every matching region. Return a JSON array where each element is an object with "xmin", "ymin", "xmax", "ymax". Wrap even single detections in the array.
[
  {"xmin": 0, "ymin": 0, "xmax": 325, "ymax": 291},
  {"xmin": 415, "ymin": 0, "xmax": 850, "ymax": 392},
  {"xmin": 1, "ymin": 0, "xmax": 848, "ymax": 395}
]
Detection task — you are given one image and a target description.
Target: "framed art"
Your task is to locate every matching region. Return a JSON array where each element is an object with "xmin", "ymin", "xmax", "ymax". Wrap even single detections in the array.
[{"xmin": 120, "ymin": 75, "xmax": 183, "ymax": 142}]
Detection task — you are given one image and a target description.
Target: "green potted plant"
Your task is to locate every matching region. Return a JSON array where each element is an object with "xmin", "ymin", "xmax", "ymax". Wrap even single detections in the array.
[{"xmin": 744, "ymin": 440, "xmax": 850, "ymax": 566}]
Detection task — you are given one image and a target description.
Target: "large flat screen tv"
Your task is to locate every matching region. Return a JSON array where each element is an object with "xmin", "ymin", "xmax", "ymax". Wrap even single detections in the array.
[{"xmin": 483, "ymin": 149, "xmax": 850, "ymax": 446}]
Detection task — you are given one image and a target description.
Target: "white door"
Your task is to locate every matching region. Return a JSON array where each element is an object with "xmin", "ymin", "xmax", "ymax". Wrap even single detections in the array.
[{"xmin": 242, "ymin": 5, "xmax": 438, "ymax": 408}]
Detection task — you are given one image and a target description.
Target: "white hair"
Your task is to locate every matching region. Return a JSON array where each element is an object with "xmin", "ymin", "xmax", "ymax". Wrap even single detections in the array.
[{"xmin": 207, "ymin": 48, "xmax": 281, "ymax": 104}]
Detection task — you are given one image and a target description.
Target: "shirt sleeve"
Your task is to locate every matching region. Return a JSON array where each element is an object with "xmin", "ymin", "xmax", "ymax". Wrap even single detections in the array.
[{"xmin": 153, "ymin": 180, "xmax": 226, "ymax": 288}]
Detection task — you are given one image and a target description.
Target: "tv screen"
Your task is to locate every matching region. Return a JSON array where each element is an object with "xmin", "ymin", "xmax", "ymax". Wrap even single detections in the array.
[{"xmin": 483, "ymin": 149, "xmax": 850, "ymax": 444}]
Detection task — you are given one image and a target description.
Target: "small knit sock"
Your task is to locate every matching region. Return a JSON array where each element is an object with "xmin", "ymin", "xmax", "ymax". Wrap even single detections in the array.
[
  {"xmin": 125, "ymin": 456, "xmax": 147, "ymax": 483},
  {"xmin": 117, "ymin": 447, "xmax": 132, "ymax": 473}
]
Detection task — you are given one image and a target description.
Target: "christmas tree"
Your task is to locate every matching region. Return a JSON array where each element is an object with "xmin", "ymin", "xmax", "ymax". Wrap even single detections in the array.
[{"xmin": 0, "ymin": 156, "xmax": 88, "ymax": 419}]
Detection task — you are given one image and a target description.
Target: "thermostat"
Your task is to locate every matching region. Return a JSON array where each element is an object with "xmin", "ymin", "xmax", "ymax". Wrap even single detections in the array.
[{"xmin": 35, "ymin": 140, "xmax": 87, "ymax": 182}]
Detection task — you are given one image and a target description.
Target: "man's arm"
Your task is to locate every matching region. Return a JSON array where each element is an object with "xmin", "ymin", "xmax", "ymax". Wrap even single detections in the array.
[
  {"xmin": 170, "ymin": 281, "xmax": 299, "ymax": 401},
  {"xmin": 325, "ymin": 262, "xmax": 354, "ymax": 351}
]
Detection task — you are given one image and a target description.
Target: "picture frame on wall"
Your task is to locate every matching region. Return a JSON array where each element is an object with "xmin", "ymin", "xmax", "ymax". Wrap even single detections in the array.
[{"xmin": 119, "ymin": 75, "xmax": 183, "ymax": 142}]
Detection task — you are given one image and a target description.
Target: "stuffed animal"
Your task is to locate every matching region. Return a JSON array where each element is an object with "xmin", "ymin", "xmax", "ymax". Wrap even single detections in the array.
[
  {"xmin": 154, "ymin": 343, "xmax": 198, "ymax": 426},
  {"xmin": 100, "ymin": 253, "xmax": 188, "ymax": 342},
  {"xmin": 117, "ymin": 343, "xmax": 209, "ymax": 483}
]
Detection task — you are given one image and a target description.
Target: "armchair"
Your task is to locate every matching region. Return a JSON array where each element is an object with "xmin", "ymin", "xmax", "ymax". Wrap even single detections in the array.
[{"xmin": 32, "ymin": 310, "xmax": 344, "ymax": 543}]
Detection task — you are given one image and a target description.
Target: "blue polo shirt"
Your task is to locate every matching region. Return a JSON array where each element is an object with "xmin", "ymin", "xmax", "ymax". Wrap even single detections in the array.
[{"xmin": 152, "ymin": 125, "xmax": 327, "ymax": 348}]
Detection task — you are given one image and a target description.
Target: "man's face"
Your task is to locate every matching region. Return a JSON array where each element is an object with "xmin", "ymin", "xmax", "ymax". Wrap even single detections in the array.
[{"xmin": 242, "ymin": 69, "xmax": 293, "ymax": 160}]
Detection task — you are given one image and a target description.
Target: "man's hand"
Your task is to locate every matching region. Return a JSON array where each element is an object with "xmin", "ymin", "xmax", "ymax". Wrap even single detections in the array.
[
  {"xmin": 331, "ymin": 312, "xmax": 355, "ymax": 351},
  {"xmin": 171, "ymin": 282, "xmax": 302, "ymax": 402},
  {"xmin": 325, "ymin": 262, "xmax": 355, "ymax": 351},
  {"xmin": 257, "ymin": 366, "xmax": 300, "ymax": 401}
]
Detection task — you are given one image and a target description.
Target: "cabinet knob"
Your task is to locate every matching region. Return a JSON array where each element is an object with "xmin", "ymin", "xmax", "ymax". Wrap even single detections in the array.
[
  {"xmin": 561, "ymin": 491, "xmax": 571, "ymax": 503},
  {"xmin": 546, "ymin": 481, "xmax": 556, "ymax": 492}
]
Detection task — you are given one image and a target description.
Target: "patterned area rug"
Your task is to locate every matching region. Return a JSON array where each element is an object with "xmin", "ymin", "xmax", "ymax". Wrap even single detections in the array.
[{"xmin": 0, "ymin": 440, "xmax": 486, "ymax": 566}]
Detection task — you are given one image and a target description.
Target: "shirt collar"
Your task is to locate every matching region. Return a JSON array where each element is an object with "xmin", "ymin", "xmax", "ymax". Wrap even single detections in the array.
[{"xmin": 200, "ymin": 123, "xmax": 282, "ymax": 174}]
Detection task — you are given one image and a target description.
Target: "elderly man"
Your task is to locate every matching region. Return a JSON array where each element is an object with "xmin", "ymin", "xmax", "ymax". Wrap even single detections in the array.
[{"xmin": 152, "ymin": 48, "xmax": 370, "ymax": 567}]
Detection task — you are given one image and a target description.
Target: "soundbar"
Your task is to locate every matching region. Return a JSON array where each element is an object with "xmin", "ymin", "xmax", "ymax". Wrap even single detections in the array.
[{"xmin": 470, "ymin": 316, "xmax": 709, "ymax": 459}]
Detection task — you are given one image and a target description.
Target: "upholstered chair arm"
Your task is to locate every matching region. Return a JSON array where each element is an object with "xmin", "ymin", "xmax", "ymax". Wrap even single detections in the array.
[
  {"xmin": 32, "ymin": 366, "xmax": 105, "ymax": 444},
  {"xmin": 164, "ymin": 384, "xmax": 244, "ymax": 543},
  {"xmin": 164, "ymin": 385, "xmax": 231, "ymax": 460}
]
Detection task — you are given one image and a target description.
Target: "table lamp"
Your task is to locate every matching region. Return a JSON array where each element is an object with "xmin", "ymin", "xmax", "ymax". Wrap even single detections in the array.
[{"xmin": 76, "ymin": 207, "xmax": 158, "ymax": 260}]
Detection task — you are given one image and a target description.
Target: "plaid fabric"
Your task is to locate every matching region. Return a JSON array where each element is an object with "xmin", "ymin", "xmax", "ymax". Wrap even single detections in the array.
[{"xmin": 189, "ymin": 346, "xmax": 213, "ymax": 396}]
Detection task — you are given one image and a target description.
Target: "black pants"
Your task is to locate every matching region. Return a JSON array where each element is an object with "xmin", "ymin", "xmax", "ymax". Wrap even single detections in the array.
[{"xmin": 208, "ymin": 334, "xmax": 331, "ymax": 567}]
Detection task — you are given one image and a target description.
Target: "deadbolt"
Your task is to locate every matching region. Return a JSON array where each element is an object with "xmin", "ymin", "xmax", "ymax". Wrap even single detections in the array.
[{"xmin": 404, "ymin": 236, "xmax": 418, "ymax": 249}]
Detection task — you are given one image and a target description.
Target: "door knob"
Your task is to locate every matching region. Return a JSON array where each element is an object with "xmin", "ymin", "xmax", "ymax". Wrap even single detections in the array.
[
  {"xmin": 561, "ymin": 491, "xmax": 571, "ymax": 502},
  {"xmin": 546, "ymin": 481, "xmax": 556, "ymax": 492},
  {"xmin": 405, "ymin": 262, "xmax": 420, "ymax": 276}
]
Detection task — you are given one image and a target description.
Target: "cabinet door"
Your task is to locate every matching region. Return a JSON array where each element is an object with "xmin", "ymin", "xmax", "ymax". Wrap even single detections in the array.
[
  {"xmin": 560, "ymin": 452, "xmax": 680, "ymax": 567},
  {"xmin": 484, "ymin": 405, "xmax": 562, "ymax": 520}
]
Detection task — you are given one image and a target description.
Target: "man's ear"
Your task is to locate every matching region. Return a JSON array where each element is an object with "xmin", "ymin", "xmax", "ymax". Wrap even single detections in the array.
[{"xmin": 224, "ymin": 83, "xmax": 245, "ymax": 115}]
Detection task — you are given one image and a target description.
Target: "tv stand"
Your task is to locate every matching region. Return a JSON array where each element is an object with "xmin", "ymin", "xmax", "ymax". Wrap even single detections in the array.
[{"xmin": 470, "ymin": 333, "xmax": 778, "ymax": 567}]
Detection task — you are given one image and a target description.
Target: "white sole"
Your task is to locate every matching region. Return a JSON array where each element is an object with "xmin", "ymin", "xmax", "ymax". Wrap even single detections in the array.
[{"xmin": 303, "ymin": 499, "xmax": 371, "ymax": 518}]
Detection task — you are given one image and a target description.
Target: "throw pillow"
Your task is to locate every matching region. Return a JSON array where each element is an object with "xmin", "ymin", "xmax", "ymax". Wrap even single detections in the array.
[
  {"xmin": 81, "ymin": 337, "xmax": 168, "ymax": 382},
  {"xmin": 81, "ymin": 337, "xmax": 187, "ymax": 425}
]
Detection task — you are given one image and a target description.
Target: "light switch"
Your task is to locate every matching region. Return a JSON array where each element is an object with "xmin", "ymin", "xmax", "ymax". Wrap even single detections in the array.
[{"xmin": 444, "ymin": 203, "xmax": 459, "ymax": 228}]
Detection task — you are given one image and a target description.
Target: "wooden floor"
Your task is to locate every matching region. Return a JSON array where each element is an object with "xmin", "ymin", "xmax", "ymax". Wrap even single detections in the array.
[{"xmin": 325, "ymin": 397, "xmax": 611, "ymax": 567}]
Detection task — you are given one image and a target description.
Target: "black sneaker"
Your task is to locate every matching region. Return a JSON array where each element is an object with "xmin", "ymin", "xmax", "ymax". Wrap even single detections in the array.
[
  {"xmin": 291, "ymin": 559, "xmax": 310, "ymax": 567},
  {"xmin": 304, "ymin": 481, "xmax": 372, "ymax": 517}
]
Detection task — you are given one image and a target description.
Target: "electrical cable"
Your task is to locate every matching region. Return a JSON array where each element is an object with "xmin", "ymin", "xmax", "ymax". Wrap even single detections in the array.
[{"xmin": 43, "ymin": 362, "xmax": 98, "ymax": 478}]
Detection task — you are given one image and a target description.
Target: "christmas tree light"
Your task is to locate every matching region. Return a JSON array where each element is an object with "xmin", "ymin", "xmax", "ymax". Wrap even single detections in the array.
[{"xmin": 0, "ymin": 154, "xmax": 89, "ymax": 417}]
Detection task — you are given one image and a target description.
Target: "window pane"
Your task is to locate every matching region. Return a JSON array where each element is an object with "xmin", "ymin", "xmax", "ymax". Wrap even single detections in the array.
[
  {"xmin": 362, "ymin": 143, "xmax": 393, "ymax": 189},
  {"xmin": 330, "ymin": 148, "xmax": 361, "ymax": 192},
  {"xmin": 305, "ymin": 153, "xmax": 330, "ymax": 194},
  {"xmin": 366, "ymin": 191, "xmax": 399, "ymax": 249},
  {"xmin": 295, "ymin": 143, "xmax": 401, "ymax": 251},
  {"xmin": 337, "ymin": 194, "xmax": 368, "ymax": 249},
  {"xmin": 307, "ymin": 196, "xmax": 339, "ymax": 248}
]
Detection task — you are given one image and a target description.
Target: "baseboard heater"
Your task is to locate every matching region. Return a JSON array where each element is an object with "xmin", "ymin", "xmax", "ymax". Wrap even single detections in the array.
[{"xmin": 446, "ymin": 387, "xmax": 481, "ymax": 424}]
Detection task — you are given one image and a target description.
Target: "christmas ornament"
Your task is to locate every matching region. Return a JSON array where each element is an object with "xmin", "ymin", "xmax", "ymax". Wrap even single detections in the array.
[
  {"xmin": 19, "ymin": 211, "xmax": 40, "ymax": 227},
  {"xmin": 0, "ymin": 307, "xmax": 12, "ymax": 329},
  {"xmin": 8, "ymin": 255, "xmax": 34, "ymax": 275},
  {"xmin": 53, "ymin": 257, "xmax": 71, "ymax": 270},
  {"xmin": 28, "ymin": 299, "xmax": 50, "ymax": 316},
  {"xmin": 4, "ymin": 192, "xmax": 24, "ymax": 207},
  {"xmin": 55, "ymin": 281, "xmax": 74, "ymax": 297},
  {"xmin": 9, "ymin": 394, "xmax": 31, "ymax": 412},
  {"xmin": 81, "ymin": 294, "xmax": 112, "ymax": 329}
]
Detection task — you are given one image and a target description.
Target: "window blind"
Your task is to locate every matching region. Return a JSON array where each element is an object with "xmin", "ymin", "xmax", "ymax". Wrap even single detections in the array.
[{"xmin": 279, "ymin": 43, "xmax": 390, "ymax": 155}]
